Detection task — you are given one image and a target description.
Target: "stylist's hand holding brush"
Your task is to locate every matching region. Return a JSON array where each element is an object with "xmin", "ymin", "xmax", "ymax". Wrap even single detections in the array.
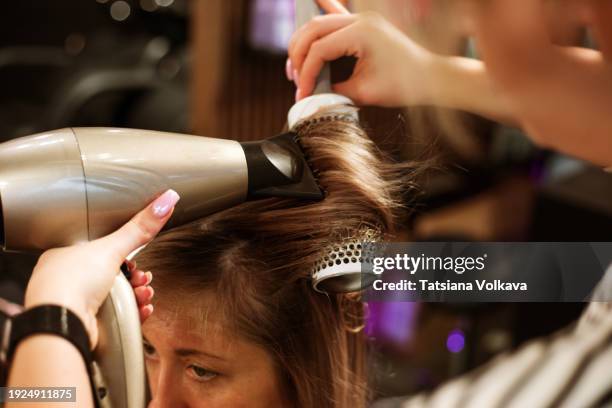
[
  {"xmin": 288, "ymin": 1, "xmax": 433, "ymax": 107},
  {"xmin": 287, "ymin": 0, "xmax": 514, "ymax": 123}
]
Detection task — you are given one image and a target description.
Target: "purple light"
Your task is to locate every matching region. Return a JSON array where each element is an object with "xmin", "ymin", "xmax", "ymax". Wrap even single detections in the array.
[
  {"xmin": 365, "ymin": 302, "xmax": 419, "ymax": 344},
  {"xmin": 446, "ymin": 330, "xmax": 465, "ymax": 353}
]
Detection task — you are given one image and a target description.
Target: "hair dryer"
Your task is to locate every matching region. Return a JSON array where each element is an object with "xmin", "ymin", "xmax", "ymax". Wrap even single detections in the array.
[
  {"xmin": 0, "ymin": 127, "xmax": 322, "ymax": 250},
  {"xmin": 0, "ymin": 127, "xmax": 323, "ymax": 407}
]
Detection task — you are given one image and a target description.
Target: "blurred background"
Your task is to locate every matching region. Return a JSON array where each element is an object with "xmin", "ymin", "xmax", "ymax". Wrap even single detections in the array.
[{"xmin": 1, "ymin": 0, "xmax": 612, "ymax": 403}]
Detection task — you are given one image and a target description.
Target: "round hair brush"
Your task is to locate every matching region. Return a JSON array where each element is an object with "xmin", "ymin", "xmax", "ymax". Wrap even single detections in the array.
[{"xmin": 288, "ymin": 0, "xmax": 376, "ymax": 294}]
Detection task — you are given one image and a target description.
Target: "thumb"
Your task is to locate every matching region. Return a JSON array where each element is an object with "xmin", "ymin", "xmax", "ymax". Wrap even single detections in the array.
[{"xmin": 101, "ymin": 189, "xmax": 181, "ymax": 262}]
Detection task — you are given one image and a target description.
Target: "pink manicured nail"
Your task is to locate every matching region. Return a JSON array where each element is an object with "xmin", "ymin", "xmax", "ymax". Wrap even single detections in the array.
[
  {"xmin": 145, "ymin": 271, "xmax": 153, "ymax": 285},
  {"xmin": 285, "ymin": 59, "xmax": 294, "ymax": 80},
  {"xmin": 152, "ymin": 189, "xmax": 180, "ymax": 218}
]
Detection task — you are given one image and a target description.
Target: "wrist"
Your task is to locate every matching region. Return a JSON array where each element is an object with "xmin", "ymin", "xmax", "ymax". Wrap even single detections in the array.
[
  {"xmin": 24, "ymin": 287, "xmax": 96, "ymax": 349},
  {"xmin": 397, "ymin": 41, "xmax": 437, "ymax": 107},
  {"xmin": 422, "ymin": 53, "xmax": 452, "ymax": 108}
]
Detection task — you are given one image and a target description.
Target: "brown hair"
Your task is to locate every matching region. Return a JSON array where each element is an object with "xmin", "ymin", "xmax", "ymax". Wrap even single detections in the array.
[{"xmin": 135, "ymin": 109, "xmax": 421, "ymax": 407}]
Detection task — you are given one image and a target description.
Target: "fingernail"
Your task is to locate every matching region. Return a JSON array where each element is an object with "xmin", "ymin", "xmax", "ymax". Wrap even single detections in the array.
[
  {"xmin": 145, "ymin": 271, "xmax": 153, "ymax": 285},
  {"xmin": 152, "ymin": 189, "xmax": 180, "ymax": 218},
  {"xmin": 293, "ymin": 69, "xmax": 300, "ymax": 84},
  {"xmin": 147, "ymin": 286, "xmax": 155, "ymax": 299},
  {"xmin": 285, "ymin": 59, "xmax": 293, "ymax": 80},
  {"xmin": 295, "ymin": 88, "xmax": 302, "ymax": 101},
  {"xmin": 142, "ymin": 304, "xmax": 154, "ymax": 318}
]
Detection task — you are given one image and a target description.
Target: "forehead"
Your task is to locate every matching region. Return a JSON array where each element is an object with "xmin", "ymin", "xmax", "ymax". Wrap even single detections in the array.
[
  {"xmin": 142, "ymin": 294, "xmax": 280, "ymax": 377},
  {"xmin": 144, "ymin": 291, "xmax": 234, "ymax": 347}
]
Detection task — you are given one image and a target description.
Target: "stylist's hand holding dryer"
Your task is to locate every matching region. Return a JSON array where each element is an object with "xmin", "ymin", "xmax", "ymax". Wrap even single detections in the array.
[{"xmin": 7, "ymin": 189, "xmax": 180, "ymax": 408}]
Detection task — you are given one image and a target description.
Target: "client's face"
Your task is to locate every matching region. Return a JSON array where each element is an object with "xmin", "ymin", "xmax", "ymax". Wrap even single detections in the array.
[{"xmin": 142, "ymin": 292, "xmax": 288, "ymax": 408}]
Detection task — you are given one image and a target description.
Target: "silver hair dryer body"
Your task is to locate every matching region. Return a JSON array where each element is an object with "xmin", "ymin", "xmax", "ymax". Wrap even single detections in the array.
[{"xmin": 0, "ymin": 127, "xmax": 322, "ymax": 407}]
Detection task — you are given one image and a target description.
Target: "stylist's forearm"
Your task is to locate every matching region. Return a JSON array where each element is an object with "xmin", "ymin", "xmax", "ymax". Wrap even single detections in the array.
[
  {"xmin": 428, "ymin": 55, "xmax": 517, "ymax": 125},
  {"xmin": 7, "ymin": 335, "xmax": 93, "ymax": 408},
  {"xmin": 471, "ymin": 0, "xmax": 612, "ymax": 166}
]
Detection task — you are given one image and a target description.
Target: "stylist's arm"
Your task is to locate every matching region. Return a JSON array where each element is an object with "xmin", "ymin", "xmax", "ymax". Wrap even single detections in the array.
[{"xmin": 7, "ymin": 189, "xmax": 180, "ymax": 408}]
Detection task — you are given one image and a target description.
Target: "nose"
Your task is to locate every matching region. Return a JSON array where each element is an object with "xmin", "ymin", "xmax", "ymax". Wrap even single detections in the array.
[{"xmin": 147, "ymin": 363, "xmax": 188, "ymax": 408}]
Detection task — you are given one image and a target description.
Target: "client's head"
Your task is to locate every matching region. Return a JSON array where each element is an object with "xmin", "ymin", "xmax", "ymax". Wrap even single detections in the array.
[{"xmin": 135, "ymin": 110, "xmax": 418, "ymax": 408}]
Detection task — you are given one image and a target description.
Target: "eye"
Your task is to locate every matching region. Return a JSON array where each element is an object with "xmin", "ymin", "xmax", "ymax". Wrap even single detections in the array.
[
  {"xmin": 143, "ymin": 340, "xmax": 157, "ymax": 358},
  {"xmin": 187, "ymin": 365, "xmax": 218, "ymax": 382}
]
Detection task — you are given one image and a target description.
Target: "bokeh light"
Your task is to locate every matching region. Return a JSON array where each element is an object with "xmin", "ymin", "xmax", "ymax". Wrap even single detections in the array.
[
  {"xmin": 446, "ymin": 329, "xmax": 465, "ymax": 353},
  {"xmin": 110, "ymin": 1, "xmax": 131, "ymax": 21}
]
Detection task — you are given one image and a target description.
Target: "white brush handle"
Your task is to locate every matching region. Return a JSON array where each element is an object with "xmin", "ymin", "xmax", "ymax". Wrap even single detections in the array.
[{"xmin": 288, "ymin": 93, "xmax": 357, "ymax": 129}]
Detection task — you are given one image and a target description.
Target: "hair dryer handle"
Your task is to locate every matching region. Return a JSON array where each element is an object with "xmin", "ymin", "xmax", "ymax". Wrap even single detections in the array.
[{"xmin": 94, "ymin": 274, "xmax": 147, "ymax": 408}]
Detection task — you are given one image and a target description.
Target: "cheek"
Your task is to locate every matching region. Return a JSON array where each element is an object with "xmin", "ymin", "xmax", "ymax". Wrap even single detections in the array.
[{"xmin": 210, "ymin": 369, "xmax": 289, "ymax": 408}]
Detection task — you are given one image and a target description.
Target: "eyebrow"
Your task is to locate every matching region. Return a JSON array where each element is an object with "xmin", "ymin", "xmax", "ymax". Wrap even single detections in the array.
[{"xmin": 143, "ymin": 335, "xmax": 227, "ymax": 361}]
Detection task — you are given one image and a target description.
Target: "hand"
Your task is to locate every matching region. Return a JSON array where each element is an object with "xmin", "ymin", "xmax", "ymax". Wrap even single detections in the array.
[
  {"xmin": 470, "ymin": 0, "xmax": 612, "ymax": 166},
  {"xmin": 126, "ymin": 260, "xmax": 155, "ymax": 323},
  {"xmin": 24, "ymin": 189, "xmax": 180, "ymax": 348},
  {"xmin": 288, "ymin": 10, "xmax": 434, "ymax": 107}
]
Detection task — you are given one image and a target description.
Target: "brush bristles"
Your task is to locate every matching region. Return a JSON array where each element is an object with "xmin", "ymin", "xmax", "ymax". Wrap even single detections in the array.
[
  {"xmin": 292, "ymin": 113, "xmax": 359, "ymax": 134},
  {"xmin": 292, "ymin": 113, "xmax": 361, "ymax": 198}
]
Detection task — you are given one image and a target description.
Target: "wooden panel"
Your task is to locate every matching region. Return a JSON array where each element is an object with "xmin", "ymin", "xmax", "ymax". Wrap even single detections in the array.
[{"xmin": 191, "ymin": 0, "xmax": 294, "ymax": 141}]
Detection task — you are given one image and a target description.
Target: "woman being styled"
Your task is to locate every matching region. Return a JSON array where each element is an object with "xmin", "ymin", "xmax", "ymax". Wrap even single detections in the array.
[{"xmin": 135, "ymin": 112, "xmax": 418, "ymax": 407}]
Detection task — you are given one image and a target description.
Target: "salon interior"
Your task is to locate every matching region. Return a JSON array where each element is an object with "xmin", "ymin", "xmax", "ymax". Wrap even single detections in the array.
[{"xmin": 1, "ymin": 0, "xmax": 612, "ymax": 405}]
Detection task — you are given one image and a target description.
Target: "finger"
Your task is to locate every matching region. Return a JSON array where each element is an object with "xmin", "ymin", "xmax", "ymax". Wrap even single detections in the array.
[
  {"xmin": 289, "ymin": 14, "xmax": 356, "ymax": 73},
  {"xmin": 102, "ymin": 189, "xmax": 180, "ymax": 262},
  {"xmin": 140, "ymin": 304, "xmax": 154, "ymax": 323},
  {"xmin": 285, "ymin": 58, "xmax": 294, "ymax": 81},
  {"xmin": 317, "ymin": 0, "xmax": 350, "ymax": 14},
  {"xmin": 121, "ymin": 259, "xmax": 137, "ymax": 280},
  {"xmin": 130, "ymin": 269, "xmax": 147, "ymax": 287},
  {"xmin": 298, "ymin": 25, "xmax": 361, "ymax": 99},
  {"xmin": 126, "ymin": 259, "xmax": 137, "ymax": 271},
  {"xmin": 332, "ymin": 77, "xmax": 363, "ymax": 104},
  {"xmin": 134, "ymin": 285, "xmax": 155, "ymax": 306}
]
